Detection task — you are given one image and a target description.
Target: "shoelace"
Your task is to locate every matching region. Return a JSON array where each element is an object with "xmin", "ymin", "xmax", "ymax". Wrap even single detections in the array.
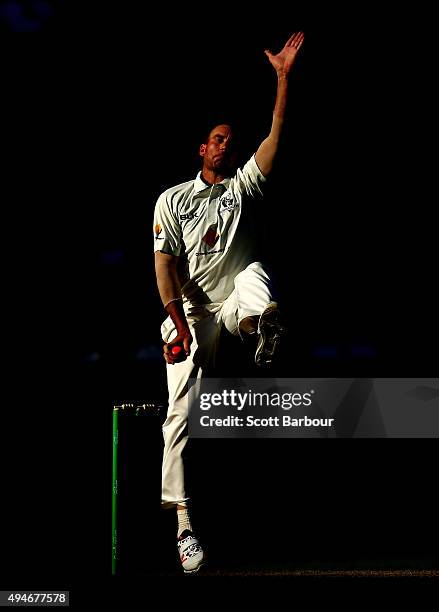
[{"xmin": 178, "ymin": 535, "xmax": 200, "ymax": 548}]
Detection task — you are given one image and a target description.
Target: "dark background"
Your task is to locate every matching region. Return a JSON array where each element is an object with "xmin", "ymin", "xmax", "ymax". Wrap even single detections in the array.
[
  {"xmin": 2, "ymin": 0, "xmax": 437, "ymax": 594},
  {"xmin": 0, "ymin": 0, "xmax": 65, "ymax": 31}
]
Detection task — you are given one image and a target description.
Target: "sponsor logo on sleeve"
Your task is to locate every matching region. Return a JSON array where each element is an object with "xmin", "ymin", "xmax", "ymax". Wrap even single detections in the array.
[{"xmin": 154, "ymin": 224, "xmax": 164, "ymax": 240}]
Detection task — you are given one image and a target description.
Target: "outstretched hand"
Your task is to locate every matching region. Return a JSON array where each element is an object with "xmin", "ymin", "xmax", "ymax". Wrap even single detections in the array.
[{"xmin": 264, "ymin": 31, "xmax": 304, "ymax": 77}]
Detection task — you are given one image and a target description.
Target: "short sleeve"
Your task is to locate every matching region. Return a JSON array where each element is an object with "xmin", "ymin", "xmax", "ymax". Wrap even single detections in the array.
[
  {"xmin": 232, "ymin": 154, "xmax": 267, "ymax": 199},
  {"xmin": 153, "ymin": 192, "xmax": 182, "ymax": 256}
]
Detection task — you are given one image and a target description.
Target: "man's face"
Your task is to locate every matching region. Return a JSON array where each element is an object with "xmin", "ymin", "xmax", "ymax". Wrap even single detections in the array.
[{"xmin": 199, "ymin": 124, "xmax": 237, "ymax": 173}]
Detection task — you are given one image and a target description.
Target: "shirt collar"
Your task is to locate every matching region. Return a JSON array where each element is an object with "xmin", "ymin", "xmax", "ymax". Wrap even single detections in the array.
[{"xmin": 193, "ymin": 171, "xmax": 231, "ymax": 195}]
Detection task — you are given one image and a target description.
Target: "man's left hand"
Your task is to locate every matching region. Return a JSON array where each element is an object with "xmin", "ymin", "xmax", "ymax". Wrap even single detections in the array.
[{"xmin": 264, "ymin": 31, "xmax": 304, "ymax": 77}]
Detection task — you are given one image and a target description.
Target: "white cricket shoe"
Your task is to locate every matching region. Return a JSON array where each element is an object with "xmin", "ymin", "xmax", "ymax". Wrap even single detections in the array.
[{"xmin": 177, "ymin": 530, "xmax": 206, "ymax": 574}]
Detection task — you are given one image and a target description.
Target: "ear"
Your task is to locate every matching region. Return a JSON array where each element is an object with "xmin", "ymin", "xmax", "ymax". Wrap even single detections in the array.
[{"xmin": 199, "ymin": 144, "xmax": 206, "ymax": 157}]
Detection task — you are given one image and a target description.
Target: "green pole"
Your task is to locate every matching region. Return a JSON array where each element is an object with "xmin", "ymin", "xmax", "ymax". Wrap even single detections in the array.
[{"xmin": 112, "ymin": 407, "xmax": 119, "ymax": 575}]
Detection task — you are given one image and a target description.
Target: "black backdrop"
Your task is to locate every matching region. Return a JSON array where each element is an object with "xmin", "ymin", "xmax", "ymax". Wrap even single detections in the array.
[{"xmin": 2, "ymin": 0, "xmax": 437, "ymax": 593}]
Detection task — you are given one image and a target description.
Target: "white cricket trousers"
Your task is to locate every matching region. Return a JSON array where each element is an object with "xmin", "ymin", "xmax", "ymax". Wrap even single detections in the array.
[{"xmin": 160, "ymin": 262, "xmax": 273, "ymax": 508}]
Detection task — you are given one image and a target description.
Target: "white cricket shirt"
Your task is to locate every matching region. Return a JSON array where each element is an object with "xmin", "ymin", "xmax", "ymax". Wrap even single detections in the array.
[{"xmin": 153, "ymin": 154, "xmax": 266, "ymax": 308}]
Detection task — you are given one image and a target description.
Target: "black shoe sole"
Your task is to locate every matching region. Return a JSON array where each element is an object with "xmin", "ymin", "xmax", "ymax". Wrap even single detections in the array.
[{"xmin": 255, "ymin": 309, "xmax": 286, "ymax": 366}]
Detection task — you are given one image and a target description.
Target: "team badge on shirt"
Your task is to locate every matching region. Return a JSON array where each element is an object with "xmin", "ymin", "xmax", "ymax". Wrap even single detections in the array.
[
  {"xmin": 154, "ymin": 224, "xmax": 163, "ymax": 240},
  {"xmin": 202, "ymin": 224, "xmax": 220, "ymax": 248},
  {"xmin": 219, "ymin": 194, "xmax": 240, "ymax": 212}
]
